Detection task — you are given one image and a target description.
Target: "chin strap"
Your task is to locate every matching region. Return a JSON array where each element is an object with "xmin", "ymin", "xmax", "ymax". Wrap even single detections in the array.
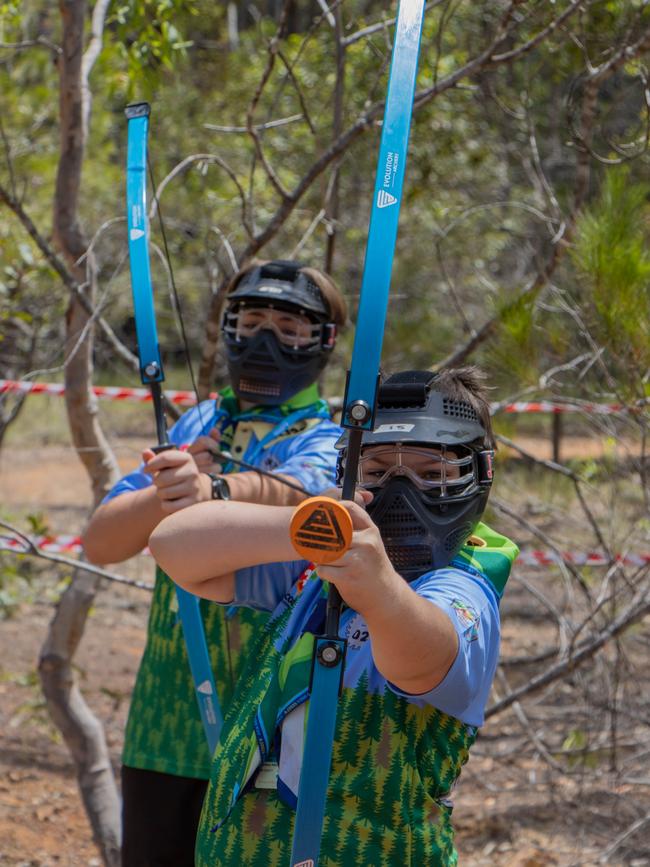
[
  {"xmin": 288, "ymin": 3, "xmax": 427, "ymax": 865},
  {"xmin": 125, "ymin": 102, "xmax": 222, "ymax": 755}
]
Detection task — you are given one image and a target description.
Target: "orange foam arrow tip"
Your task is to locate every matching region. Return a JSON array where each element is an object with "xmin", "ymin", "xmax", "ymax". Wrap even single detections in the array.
[{"xmin": 289, "ymin": 496, "xmax": 353, "ymax": 565}]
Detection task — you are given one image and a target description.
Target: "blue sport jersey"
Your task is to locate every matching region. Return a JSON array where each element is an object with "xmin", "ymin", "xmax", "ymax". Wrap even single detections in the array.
[
  {"xmin": 232, "ymin": 558, "xmax": 500, "ymax": 728},
  {"xmin": 104, "ymin": 389, "xmax": 342, "ymax": 780},
  {"xmin": 103, "ymin": 393, "xmax": 341, "ymax": 505}
]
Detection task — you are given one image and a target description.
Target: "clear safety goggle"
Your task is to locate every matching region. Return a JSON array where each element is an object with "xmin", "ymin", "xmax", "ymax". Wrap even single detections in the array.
[
  {"xmin": 223, "ymin": 305, "xmax": 324, "ymax": 351},
  {"xmin": 356, "ymin": 444, "xmax": 476, "ymax": 495}
]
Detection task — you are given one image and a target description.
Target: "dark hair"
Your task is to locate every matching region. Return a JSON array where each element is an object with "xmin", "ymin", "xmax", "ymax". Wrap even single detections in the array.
[
  {"xmin": 429, "ymin": 366, "xmax": 495, "ymax": 448},
  {"xmin": 226, "ymin": 259, "xmax": 348, "ymax": 327}
]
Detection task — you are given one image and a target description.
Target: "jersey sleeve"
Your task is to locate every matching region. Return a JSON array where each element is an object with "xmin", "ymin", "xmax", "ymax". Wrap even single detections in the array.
[
  {"xmin": 270, "ymin": 420, "xmax": 341, "ymax": 495},
  {"xmin": 388, "ymin": 567, "xmax": 501, "ymax": 727},
  {"xmin": 232, "ymin": 559, "xmax": 309, "ymax": 612},
  {"xmin": 101, "ymin": 401, "xmax": 217, "ymax": 504}
]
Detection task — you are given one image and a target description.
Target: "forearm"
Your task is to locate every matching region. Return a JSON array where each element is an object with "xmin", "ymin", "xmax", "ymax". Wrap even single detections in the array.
[
  {"xmin": 82, "ymin": 486, "xmax": 167, "ymax": 564},
  {"xmin": 224, "ymin": 471, "xmax": 305, "ymax": 506},
  {"xmin": 364, "ymin": 582, "xmax": 459, "ymax": 695},
  {"xmin": 149, "ymin": 501, "xmax": 298, "ymax": 597}
]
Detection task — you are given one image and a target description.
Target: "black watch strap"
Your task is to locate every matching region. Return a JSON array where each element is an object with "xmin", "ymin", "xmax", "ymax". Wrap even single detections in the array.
[{"xmin": 207, "ymin": 474, "xmax": 231, "ymax": 500}]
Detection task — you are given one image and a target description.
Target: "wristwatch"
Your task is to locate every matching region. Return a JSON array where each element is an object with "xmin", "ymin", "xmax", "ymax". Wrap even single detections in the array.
[{"xmin": 207, "ymin": 474, "xmax": 231, "ymax": 501}]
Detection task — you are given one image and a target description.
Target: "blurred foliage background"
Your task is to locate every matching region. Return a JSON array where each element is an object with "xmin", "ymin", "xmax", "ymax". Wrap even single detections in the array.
[{"xmin": 1, "ymin": 0, "xmax": 648, "ymax": 409}]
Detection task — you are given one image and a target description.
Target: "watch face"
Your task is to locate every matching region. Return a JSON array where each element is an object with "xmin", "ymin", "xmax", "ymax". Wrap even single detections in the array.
[{"xmin": 212, "ymin": 476, "xmax": 231, "ymax": 500}]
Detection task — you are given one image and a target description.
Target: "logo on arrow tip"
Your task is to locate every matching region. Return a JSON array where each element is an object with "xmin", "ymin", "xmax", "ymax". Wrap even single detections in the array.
[
  {"xmin": 130, "ymin": 228, "xmax": 145, "ymax": 241},
  {"xmin": 377, "ymin": 189, "xmax": 397, "ymax": 209},
  {"xmin": 197, "ymin": 680, "xmax": 213, "ymax": 695}
]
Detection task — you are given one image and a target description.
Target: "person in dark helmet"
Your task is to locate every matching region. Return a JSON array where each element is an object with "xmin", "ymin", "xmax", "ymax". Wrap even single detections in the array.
[
  {"xmin": 150, "ymin": 366, "xmax": 518, "ymax": 867},
  {"xmin": 82, "ymin": 259, "xmax": 347, "ymax": 867},
  {"xmin": 344, "ymin": 367, "xmax": 497, "ymax": 579},
  {"xmin": 222, "ymin": 259, "xmax": 343, "ymax": 406}
]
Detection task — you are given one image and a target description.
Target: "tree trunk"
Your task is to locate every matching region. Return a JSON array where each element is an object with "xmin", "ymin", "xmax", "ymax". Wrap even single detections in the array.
[
  {"xmin": 39, "ymin": 571, "xmax": 121, "ymax": 865},
  {"xmin": 55, "ymin": 0, "xmax": 119, "ymax": 503},
  {"xmin": 39, "ymin": 3, "xmax": 122, "ymax": 864}
]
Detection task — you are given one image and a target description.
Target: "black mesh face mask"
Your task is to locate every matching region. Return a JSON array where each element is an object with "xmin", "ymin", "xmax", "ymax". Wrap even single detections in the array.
[
  {"xmin": 335, "ymin": 370, "xmax": 494, "ymax": 580},
  {"xmin": 364, "ymin": 472, "xmax": 490, "ymax": 581},
  {"xmin": 221, "ymin": 261, "xmax": 336, "ymax": 406},
  {"xmin": 223, "ymin": 323, "xmax": 332, "ymax": 405}
]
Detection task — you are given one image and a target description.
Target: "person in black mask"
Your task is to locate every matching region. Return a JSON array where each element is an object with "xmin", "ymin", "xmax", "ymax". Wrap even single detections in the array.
[
  {"xmin": 83, "ymin": 259, "xmax": 346, "ymax": 867},
  {"xmin": 150, "ymin": 366, "xmax": 519, "ymax": 867},
  {"xmin": 338, "ymin": 366, "xmax": 497, "ymax": 580},
  {"xmin": 222, "ymin": 259, "xmax": 340, "ymax": 407}
]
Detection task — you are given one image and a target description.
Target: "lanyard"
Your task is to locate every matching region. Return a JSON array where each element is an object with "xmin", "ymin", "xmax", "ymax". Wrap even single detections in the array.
[
  {"xmin": 205, "ymin": 401, "xmax": 328, "ymax": 471},
  {"xmin": 244, "ymin": 405, "xmax": 327, "ymax": 464},
  {"xmin": 289, "ymin": 3, "xmax": 427, "ymax": 865}
]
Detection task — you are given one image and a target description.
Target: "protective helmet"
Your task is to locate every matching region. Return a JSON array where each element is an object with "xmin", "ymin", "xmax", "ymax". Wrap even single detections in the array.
[
  {"xmin": 337, "ymin": 370, "xmax": 494, "ymax": 580},
  {"xmin": 222, "ymin": 260, "xmax": 337, "ymax": 405}
]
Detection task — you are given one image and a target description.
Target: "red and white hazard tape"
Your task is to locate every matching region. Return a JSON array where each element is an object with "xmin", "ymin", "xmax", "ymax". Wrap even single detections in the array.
[
  {"xmin": 1, "ymin": 534, "xmax": 84, "ymax": 555},
  {"xmin": 516, "ymin": 550, "xmax": 650, "ymax": 568},
  {"xmin": 0, "ymin": 379, "xmax": 215, "ymax": 407},
  {"xmin": 1, "ymin": 533, "xmax": 648, "ymax": 569},
  {"xmin": 498, "ymin": 400, "xmax": 627, "ymax": 415},
  {"xmin": 2, "ymin": 379, "xmax": 646, "ymax": 415}
]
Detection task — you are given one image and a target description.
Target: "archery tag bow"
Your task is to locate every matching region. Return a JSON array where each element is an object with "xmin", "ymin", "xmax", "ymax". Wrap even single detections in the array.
[
  {"xmin": 125, "ymin": 102, "xmax": 222, "ymax": 755},
  {"xmin": 288, "ymin": 2, "xmax": 426, "ymax": 864}
]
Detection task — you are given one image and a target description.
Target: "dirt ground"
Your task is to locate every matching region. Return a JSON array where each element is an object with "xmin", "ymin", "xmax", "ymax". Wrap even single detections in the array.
[{"xmin": 1, "ymin": 439, "xmax": 649, "ymax": 866}]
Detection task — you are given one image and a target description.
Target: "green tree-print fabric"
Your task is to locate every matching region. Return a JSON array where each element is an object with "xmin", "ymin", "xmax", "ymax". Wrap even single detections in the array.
[
  {"xmin": 195, "ymin": 606, "xmax": 473, "ymax": 866},
  {"xmin": 121, "ymin": 387, "xmax": 337, "ymax": 779},
  {"xmin": 195, "ymin": 525, "xmax": 518, "ymax": 863},
  {"xmin": 123, "ymin": 566, "xmax": 267, "ymax": 779}
]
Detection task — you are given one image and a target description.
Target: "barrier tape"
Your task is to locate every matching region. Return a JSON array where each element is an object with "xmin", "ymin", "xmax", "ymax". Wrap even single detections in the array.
[
  {"xmin": 0, "ymin": 379, "xmax": 205, "ymax": 406},
  {"xmin": 516, "ymin": 550, "xmax": 650, "ymax": 568},
  {"xmin": 1, "ymin": 533, "xmax": 648, "ymax": 568},
  {"xmin": 2, "ymin": 380, "xmax": 647, "ymax": 416}
]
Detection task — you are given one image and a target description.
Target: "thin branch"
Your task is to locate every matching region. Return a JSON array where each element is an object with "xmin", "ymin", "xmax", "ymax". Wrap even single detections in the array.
[
  {"xmin": 151, "ymin": 153, "xmax": 253, "ymax": 240},
  {"xmin": 210, "ymin": 225, "xmax": 239, "ymax": 276},
  {"xmin": 204, "ymin": 113, "xmax": 303, "ymax": 133},
  {"xmin": 315, "ymin": 0, "xmax": 335, "ymax": 28},
  {"xmin": 491, "ymin": 0, "xmax": 584, "ymax": 64},
  {"xmin": 324, "ymin": 0, "xmax": 345, "ymax": 273},
  {"xmin": 487, "ymin": 573, "xmax": 650, "ymax": 718},
  {"xmin": 342, "ymin": 0, "xmax": 445, "ymax": 48},
  {"xmin": 493, "ymin": 497, "xmax": 592, "ymax": 609},
  {"xmin": 0, "ymin": 521, "xmax": 153, "ymax": 592},
  {"xmin": 495, "ymin": 669, "xmax": 566, "ymax": 773},
  {"xmin": 290, "ymin": 208, "xmax": 326, "ymax": 258},
  {"xmin": 245, "ymin": 3, "xmax": 292, "ymax": 200},
  {"xmin": 80, "ymin": 0, "xmax": 111, "ymax": 139},
  {"xmin": 0, "ymin": 182, "xmax": 139, "ymax": 371},
  {"xmin": 432, "ymin": 0, "xmax": 460, "ymax": 91},
  {"xmin": 0, "ymin": 116, "xmax": 17, "ymax": 199},
  {"xmin": 74, "ymin": 216, "xmax": 125, "ymax": 266},
  {"xmin": 598, "ymin": 812, "xmax": 650, "ymax": 862},
  {"xmin": 276, "ymin": 48, "xmax": 316, "ymax": 135},
  {"xmin": 495, "ymin": 432, "xmax": 577, "ymax": 479},
  {"xmin": 0, "ymin": 37, "xmax": 61, "ymax": 54}
]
